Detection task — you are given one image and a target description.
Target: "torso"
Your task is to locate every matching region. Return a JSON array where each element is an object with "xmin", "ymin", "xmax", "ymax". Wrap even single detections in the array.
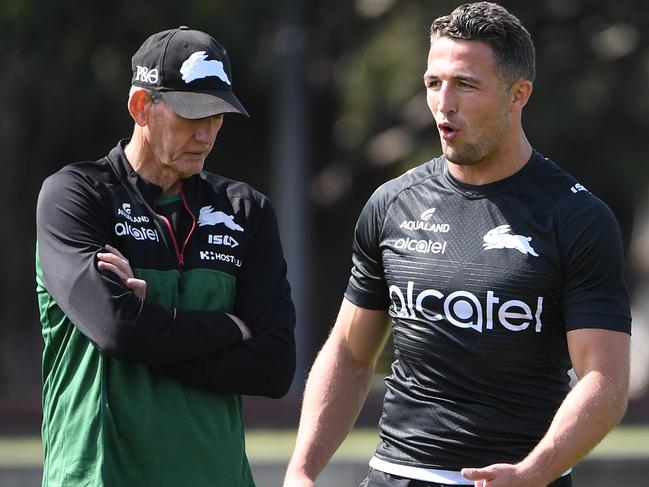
[{"xmin": 345, "ymin": 152, "xmax": 630, "ymax": 469}]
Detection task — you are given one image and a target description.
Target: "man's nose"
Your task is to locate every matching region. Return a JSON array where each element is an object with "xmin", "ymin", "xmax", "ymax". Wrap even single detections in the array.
[
  {"xmin": 436, "ymin": 83, "xmax": 458, "ymax": 115},
  {"xmin": 194, "ymin": 116, "xmax": 223, "ymax": 143}
]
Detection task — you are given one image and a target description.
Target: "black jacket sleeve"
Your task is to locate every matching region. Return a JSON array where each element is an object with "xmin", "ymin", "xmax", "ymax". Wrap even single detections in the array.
[
  {"xmin": 154, "ymin": 196, "xmax": 296, "ymax": 398},
  {"xmin": 36, "ymin": 169, "xmax": 244, "ymax": 366}
]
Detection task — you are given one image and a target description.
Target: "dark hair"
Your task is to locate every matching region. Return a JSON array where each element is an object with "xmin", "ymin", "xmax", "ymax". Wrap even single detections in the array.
[{"xmin": 430, "ymin": 2, "xmax": 535, "ymax": 84}]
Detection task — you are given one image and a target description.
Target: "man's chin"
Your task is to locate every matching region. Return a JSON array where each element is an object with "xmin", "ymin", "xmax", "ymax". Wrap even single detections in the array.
[
  {"xmin": 443, "ymin": 148, "xmax": 480, "ymax": 167},
  {"xmin": 178, "ymin": 160, "xmax": 206, "ymax": 177},
  {"xmin": 443, "ymin": 147, "xmax": 464, "ymax": 165}
]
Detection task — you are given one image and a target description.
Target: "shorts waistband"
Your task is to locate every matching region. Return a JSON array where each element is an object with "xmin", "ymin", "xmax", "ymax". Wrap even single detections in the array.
[
  {"xmin": 369, "ymin": 456, "xmax": 471, "ymax": 484},
  {"xmin": 369, "ymin": 456, "xmax": 572, "ymax": 485}
]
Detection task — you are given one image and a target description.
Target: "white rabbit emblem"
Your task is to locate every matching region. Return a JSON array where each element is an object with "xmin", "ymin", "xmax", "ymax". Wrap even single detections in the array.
[
  {"xmin": 482, "ymin": 224, "xmax": 538, "ymax": 257},
  {"xmin": 197, "ymin": 206, "xmax": 244, "ymax": 232}
]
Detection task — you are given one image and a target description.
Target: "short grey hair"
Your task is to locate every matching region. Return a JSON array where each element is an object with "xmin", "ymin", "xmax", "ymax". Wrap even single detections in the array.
[{"xmin": 128, "ymin": 85, "xmax": 164, "ymax": 103}]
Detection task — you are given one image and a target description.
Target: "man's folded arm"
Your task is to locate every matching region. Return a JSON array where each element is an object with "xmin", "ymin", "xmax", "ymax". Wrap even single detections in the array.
[
  {"xmin": 154, "ymin": 196, "xmax": 297, "ymax": 397},
  {"xmin": 36, "ymin": 170, "xmax": 244, "ymax": 366}
]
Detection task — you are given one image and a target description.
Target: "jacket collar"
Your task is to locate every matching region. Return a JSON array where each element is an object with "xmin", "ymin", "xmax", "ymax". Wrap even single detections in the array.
[{"xmin": 106, "ymin": 139, "xmax": 202, "ymax": 208}]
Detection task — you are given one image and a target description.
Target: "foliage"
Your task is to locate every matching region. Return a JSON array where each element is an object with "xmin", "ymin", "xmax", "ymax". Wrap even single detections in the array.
[{"xmin": 1, "ymin": 0, "xmax": 648, "ymax": 421}]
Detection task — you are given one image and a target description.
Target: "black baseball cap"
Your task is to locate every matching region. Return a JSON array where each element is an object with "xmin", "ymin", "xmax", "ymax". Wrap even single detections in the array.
[{"xmin": 131, "ymin": 26, "xmax": 249, "ymax": 119}]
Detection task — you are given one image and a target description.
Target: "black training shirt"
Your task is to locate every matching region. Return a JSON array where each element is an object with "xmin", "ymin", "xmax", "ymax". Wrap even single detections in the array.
[{"xmin": 345, "ymin": 152, "xmax": 631, "ymax": 470}]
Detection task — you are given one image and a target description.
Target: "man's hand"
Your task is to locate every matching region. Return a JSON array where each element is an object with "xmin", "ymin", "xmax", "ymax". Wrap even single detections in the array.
[
  {"xmin": 97, "ymin": 244, "xmax": 147, "ymax": 299},
  {"xmin": 96, "ymin": 244, "xmax": 252, "ymax": 340},
  {"xmin": 461, "ymin": 464, "xmax": 543, "ymax": 487}
]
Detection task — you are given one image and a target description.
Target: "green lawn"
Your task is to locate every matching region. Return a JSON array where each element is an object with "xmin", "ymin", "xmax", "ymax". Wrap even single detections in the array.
[
  {"xmin": 2, "ymin": 425, "xmax": 648, "ymax": 467},
  {"xmin": 245, "ymin": 425, "xmax": 649, "ymax": 462}
]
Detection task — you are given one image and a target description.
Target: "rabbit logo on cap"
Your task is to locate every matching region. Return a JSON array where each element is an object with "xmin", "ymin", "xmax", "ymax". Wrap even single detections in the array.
[{"xmin": 180, "ymin": 51, "xmax": 232, "ymax": 85}]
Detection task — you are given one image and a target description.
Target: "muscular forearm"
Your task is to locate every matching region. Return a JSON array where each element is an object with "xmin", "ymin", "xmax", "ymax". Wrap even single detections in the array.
[
  {"xmin": 518, "ymin": 370, "xmax": 628, "ymax": 484},
  {"xmin": 462, "ymin": 329, "xmax": 630, "ymax": 487},
  {"xmin": 284, "ymin": 300, "xmax": 389, "ymax": 486},
  {"xmin": 285, "ymin": 339, "xmax": 375, "ymax": 482}
]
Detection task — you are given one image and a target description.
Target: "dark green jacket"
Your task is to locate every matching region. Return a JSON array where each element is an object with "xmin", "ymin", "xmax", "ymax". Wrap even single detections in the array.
[{"xmin": 36, "ymin": 141, "xmax": 295, "ymax": 486}]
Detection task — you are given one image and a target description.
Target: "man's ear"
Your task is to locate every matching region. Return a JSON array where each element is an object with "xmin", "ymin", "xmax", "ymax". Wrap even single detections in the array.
[
  {"xmin": 127, "ymin": 89, "xmax": 151, "ymax": 127},
  {"xmin": 509, "ymin": 79, "xmax": 533, "ymax": 113}
]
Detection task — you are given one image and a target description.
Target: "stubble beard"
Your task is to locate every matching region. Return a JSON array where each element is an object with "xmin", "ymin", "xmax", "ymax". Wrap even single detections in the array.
[
  {"xmin": 442, "ymin": 140, "xmax": 485, "ymax": 166},
  {"xmin": 442, "ymin": 112, "xmax": 510, "ymax": 167}
]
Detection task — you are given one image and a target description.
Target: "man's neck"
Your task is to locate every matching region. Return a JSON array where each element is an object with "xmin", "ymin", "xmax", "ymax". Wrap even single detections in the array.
[
  {"xmin": 124, "ymin": 132, "xmax": 182, "ymax": 195},
  {"xmin": 446, "ymin": 133, "xmax": 533, "ymax": 186}
]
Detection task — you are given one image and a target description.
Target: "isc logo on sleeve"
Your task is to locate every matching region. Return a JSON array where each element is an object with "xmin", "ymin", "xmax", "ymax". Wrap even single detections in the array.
[{"xmin": 207, "ymin": 235, "xmax": 239, "ymax": 248}]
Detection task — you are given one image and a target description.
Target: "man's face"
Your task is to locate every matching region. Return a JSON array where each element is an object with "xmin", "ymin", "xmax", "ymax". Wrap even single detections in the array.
[
  {"xmin": 145, "ymin": 100, "xmax": 224, "ymax": 179},
  {"xmin": 424, "ymin": 36, "xmax": 513, "ymax": 166}
]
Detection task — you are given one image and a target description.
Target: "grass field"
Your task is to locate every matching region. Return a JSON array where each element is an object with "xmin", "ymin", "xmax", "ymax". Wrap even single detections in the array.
[{"xmin": 1, "ymin": 425, "xmax": 648, "ymax": 467}]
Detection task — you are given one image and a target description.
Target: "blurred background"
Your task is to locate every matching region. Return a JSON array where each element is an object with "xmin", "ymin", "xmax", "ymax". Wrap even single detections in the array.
[{"xmin": 1, "ymin": 0, "xmax": 648, "ymax": 485}]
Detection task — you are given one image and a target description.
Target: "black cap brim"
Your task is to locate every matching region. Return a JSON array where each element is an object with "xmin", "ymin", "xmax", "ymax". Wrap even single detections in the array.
[{"xmin": 160, "ymin": 90, "xmax": 249, "ymax": 119}]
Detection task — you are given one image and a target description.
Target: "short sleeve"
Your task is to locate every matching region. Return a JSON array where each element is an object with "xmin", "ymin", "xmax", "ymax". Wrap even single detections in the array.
[
  {"xmin": 344, "ymin": 187, "xmax": 391, "ymax": 310},
  {"xmin": 557, "ymin": 194, "xmax": 631, "ymax": 333}
]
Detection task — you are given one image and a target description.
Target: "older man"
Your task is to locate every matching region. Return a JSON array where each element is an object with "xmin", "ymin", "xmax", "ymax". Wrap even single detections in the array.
[{"xmin": 36, "ymin": 27, "xmax": 295, "ymax": 486}]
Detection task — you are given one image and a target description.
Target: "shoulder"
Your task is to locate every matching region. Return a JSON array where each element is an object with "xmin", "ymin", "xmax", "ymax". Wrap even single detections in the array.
[
  {"xmin": 539, "ymin": 160, "xmax": 618, "ymax": 225},
  {"xmin": 529, "ymin": 157, "xmax": 624, "ymax": 258},
  {"xmin": 36, "ymin": 159, "xmax": 117, "ymax": 233},
  {"xmin": 366, "ymin": 156, "xmax": 443, "ymax": 210},
  {"xmin": 39, "ymin": 158, "xmax": 115, "ymax": 202},
  {"xmin": 555, "ymin": 189, "xmax": 621, "ymax": 252},
  {"xmin": 524, "ymin": 153, "xmax": 580, "ymax": 199},
  {"xmin": 197, "ymin": 173, "xmax": 277, "ymax": 235},
  {"xmin": 199, "ymin": 172, "xmax": 271, "ymax": 208},
  {"xmin": 523, "ymin": 153, "xmax": 615, "ymax": 222}
]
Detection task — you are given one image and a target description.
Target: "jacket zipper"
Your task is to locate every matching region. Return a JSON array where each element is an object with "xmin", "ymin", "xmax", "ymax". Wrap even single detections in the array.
[
  {"xmin": 179, "ymin": 188, "xmax": 197, "ymax": 261},
  {"xmin": 157, "ymin": 188, "xmax": 197, "ymax": 291}
]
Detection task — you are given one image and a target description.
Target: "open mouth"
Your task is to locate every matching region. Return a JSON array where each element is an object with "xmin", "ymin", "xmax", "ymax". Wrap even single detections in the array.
[{"xmin": 437, "ymin": 122, "xmax": 459, "ymax": 140}]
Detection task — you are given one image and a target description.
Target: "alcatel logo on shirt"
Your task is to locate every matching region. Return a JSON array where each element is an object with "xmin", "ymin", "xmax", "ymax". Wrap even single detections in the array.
[
  {"xmin": 389, "ymin": 281, "xmax": 543, "ymax": 334},
  {"xmin": 394, "ymin": 238, "xmax": 447, "ymax": 254},
  {"xmin": 115, "ymin": 221, "xmax": 160, "ymax": 242}
]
